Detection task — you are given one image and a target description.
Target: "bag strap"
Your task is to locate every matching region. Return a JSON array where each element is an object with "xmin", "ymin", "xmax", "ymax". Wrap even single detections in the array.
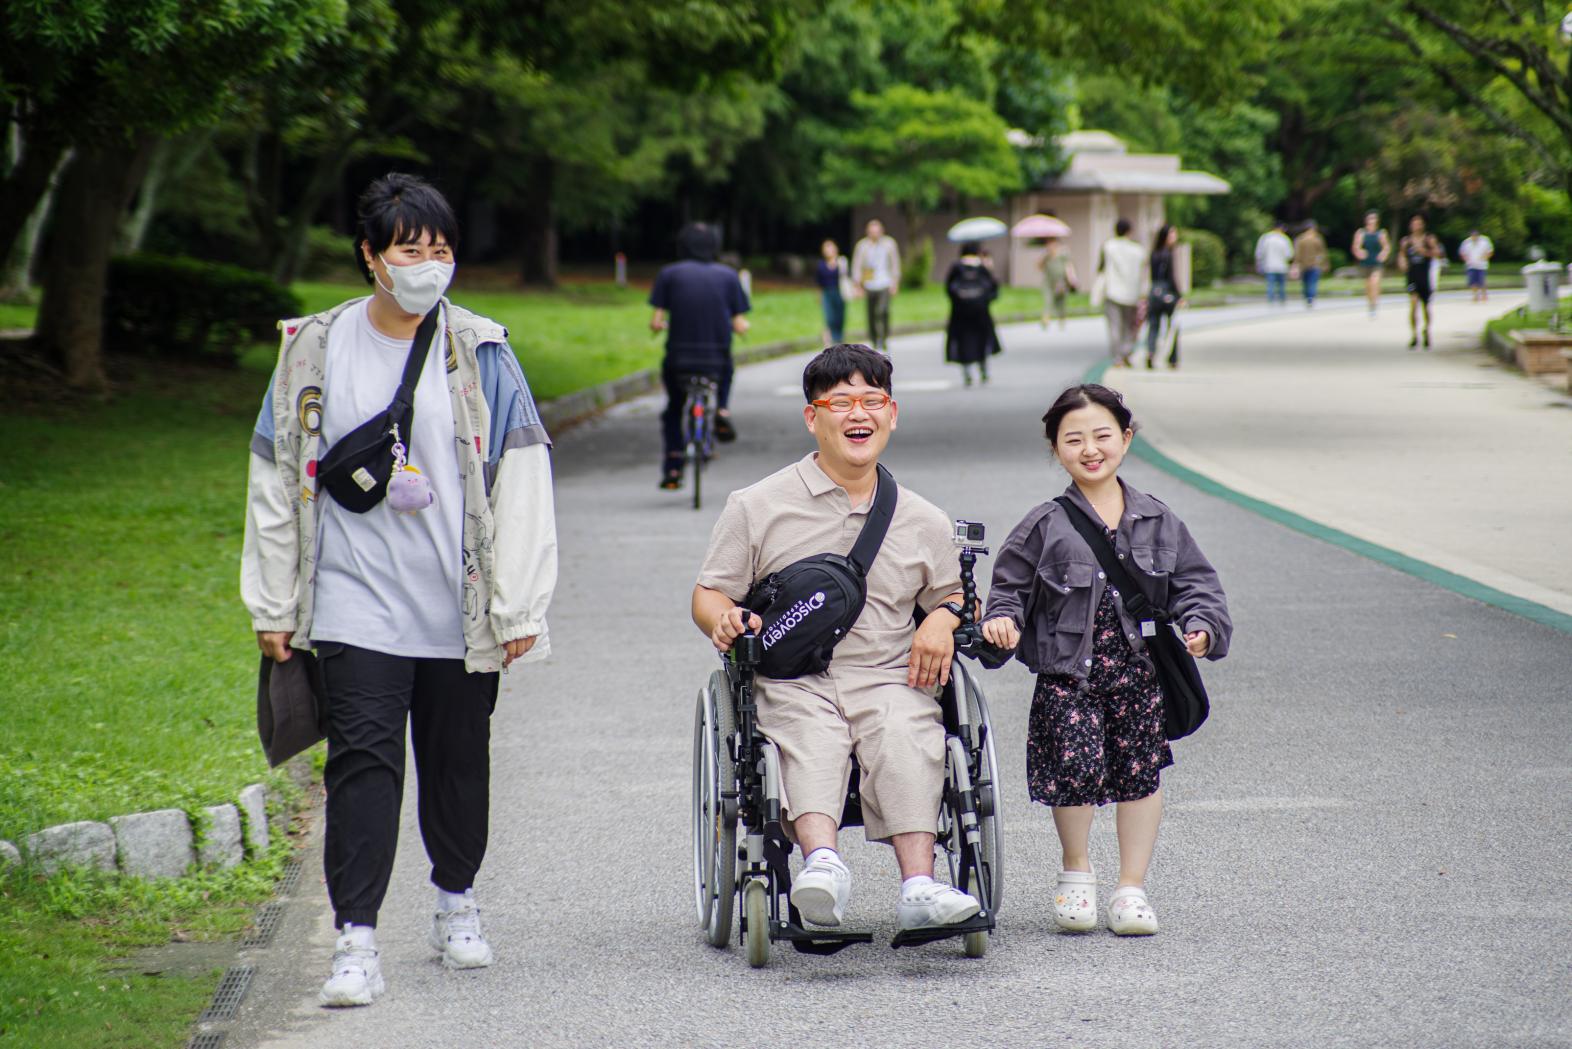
[
  {"xmin": 847, "ymin": 463, "xmax": 898, "ymax": 576},
  {"xmin": 388, "ymin": 304, "xmax": 443, "ymax": 418},
  {"xmin": 1053, "ymin": 495, "xmax": 1163, "ymax": 622}
]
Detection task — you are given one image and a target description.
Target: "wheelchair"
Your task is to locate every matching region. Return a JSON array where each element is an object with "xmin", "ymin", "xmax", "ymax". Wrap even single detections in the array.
[{"xmin": 692, "ymin": 525, "xmax": 1007, "ymax": 967}]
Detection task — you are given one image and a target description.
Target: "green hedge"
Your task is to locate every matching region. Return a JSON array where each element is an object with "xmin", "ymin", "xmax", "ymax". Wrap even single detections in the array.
[
  {"xmin": 1180, "ymin": 228, "xmax": 1227, "ymax": 288},
  {"xmin": 104, "ymin": 254, "xmax": 302, "ymax": 364}
]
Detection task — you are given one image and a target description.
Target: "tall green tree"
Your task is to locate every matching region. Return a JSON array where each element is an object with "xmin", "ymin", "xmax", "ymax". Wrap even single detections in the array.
[
  {"xmin": 1381, "ymin": 0, "xmax": 1572, "ymax": 201},
  {"xmin": 0, "ymin": 0, "xmax": 346, "ymax": 391},
  {"xmin": 821, "ymin": 84, "xmax": 1024, "ymax": 234}
]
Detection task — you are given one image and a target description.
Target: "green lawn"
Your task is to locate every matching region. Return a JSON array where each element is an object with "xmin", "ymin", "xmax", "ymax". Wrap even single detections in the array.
[
  {"xmin": 0, "ymin": 358, "xmax": 290, "ymax": 843},
  {"xmin": 0, "ymin": 828, "xmax": 295, "ymax": 1047}
]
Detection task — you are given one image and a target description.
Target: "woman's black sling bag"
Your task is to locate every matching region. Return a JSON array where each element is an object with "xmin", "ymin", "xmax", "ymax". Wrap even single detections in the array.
[{"xmin": 1054, "ymin": 496, "xmax": 1211, "ymax": 740}]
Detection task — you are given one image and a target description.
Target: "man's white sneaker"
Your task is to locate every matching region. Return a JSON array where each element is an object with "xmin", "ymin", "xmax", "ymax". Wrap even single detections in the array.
[
  {"xmin": 790, "ymin": 852, "xmax": 851, "ymax": 927},
  {"xmin": 319, "ymin": 936, "xmax": 384, "ymax": 1007},
  {"xmin": 429, "ymin": 901, "xmax": 495, "ymax": 969},
  {"xmin": 897, "ymin": 882, "xmax": 982, "ymax": 931}
]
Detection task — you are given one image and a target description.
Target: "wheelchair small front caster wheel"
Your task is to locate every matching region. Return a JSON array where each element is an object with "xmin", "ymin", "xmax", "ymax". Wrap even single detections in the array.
[
  {"xmin": 963, "ymin": 873, "xmax": 988, "ymax": 958},
  {"xmin": 743, "ymin": 879, "xmax": 770, "ymax": 968}
]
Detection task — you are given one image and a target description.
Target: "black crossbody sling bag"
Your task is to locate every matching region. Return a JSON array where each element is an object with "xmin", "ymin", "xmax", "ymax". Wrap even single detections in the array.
[
  {"xmin": 317, "ymin": 305, "xmax": 440, "ymax": 513},
  {"xmin": 1054, "ymin": 496, "xmax": 1210, "ymax": 740},
  {"xmin": 743, "ymin": 464, "xmax": 898, "ymax": 679}
]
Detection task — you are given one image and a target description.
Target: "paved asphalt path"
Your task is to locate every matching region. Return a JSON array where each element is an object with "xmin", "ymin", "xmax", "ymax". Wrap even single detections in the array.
[{"xmin": 229, "ymin": 302, "xmax": 1571, "ymax": 1049}]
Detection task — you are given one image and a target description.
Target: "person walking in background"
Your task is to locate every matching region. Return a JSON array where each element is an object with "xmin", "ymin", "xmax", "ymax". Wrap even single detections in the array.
[
  {"xmin": 1351, "ymin": 211, "xmax": 1391, "ymax": 318},
  {"xmin": 816, "ymin": 239, "xmax": 848, "ymax": 346},
  {"xmin": 1398, "ymin": 214, "xmax": 1443, "ymax": 350},
  {"xmin": 851, "ymin": 218, "xmax": 900, "ymax": 351},
  {"xmin": 650, "ymin": 222, "xmax": 751, "ymax": 489},
  {"xmin": 1460, "ymin": 228, "xmax": 1494, "ymax": 302},
  {"xmin": 1097, "ymin": 218, "xmax": 1146, "ymax": 367},
  {"xmin": 243, "ymin": 173, "xmax": 559, "ymax": 1007},
  {"xmin": 1254, "ymin": 220, "xmax": 1293, "ymax": 305},
  {"xmin": 981, "ymin": 383, "xmax": 1231, "ymax": 938},
  {"xmin": 1144, "ymin": 225, "xmax": 1183, "ymax": 369},
  {"xmin": 1038, "ymin": 237, "xmax": 1077, "ymax": 330},
  {"xmin": 1292, "ymin": 220, "xmax": 1330, "ymax": 308},
  {"xmin": 943, "ymin": 240, "xmax": 1001, "ymax": 386}
]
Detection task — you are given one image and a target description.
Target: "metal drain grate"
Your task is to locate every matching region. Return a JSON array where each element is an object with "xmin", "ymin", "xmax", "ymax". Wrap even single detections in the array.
[
  {"xmin": 199, "ymin": 965, "xmax": 254, "ymax": 1023},
  {"xmin": 240, "ymin": 902, "xmax": 283, "ymax": 948},
  {"xmin": 188, "ymin": 1033, "xmax": 225, "ymax": 1049},
  {"xmin": 278, "ymin": 858, "xmax": 304, "ymax": 895}
]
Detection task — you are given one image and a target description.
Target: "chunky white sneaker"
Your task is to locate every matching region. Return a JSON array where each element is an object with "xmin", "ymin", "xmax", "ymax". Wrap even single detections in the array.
[
  {"xmin": 896, "ymin": 882, "xmax": 982, "ymax": 930},
  {"xmin": 319, "ymin": 935, "xmax": 384, "ymax": 1007},
  {"xmin": 790, "ymin": 852, "xmax": 851, "ymax": 927},
  {"xmin": 429, "ymin": 901, "xmax": 495, "ymax": 969}
]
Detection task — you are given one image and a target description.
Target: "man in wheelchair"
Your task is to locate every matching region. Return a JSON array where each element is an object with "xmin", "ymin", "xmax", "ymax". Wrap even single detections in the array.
[{"xmin": 691, "ymin": 344, "xmax": 982, "ymax": 933}]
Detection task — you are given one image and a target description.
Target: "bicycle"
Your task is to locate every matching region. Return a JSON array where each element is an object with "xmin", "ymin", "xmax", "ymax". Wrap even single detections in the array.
[{"xmin": 680, "ymin": 373, "xmax": 720, "ymax": 511}]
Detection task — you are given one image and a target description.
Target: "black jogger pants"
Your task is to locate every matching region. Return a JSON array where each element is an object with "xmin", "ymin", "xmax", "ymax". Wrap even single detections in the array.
[{"xmin": 317, "ymin": 643, "xmax": 499, "ymax": 928}]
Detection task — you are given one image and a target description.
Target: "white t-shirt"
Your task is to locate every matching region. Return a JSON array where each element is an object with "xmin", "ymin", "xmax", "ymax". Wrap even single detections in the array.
[
  {"xmin": 1460, "ymin": 235, "xmax": 1494, "ymax": 270},
  {"xmin": 1101, "ymin": 237, "xmax": 1147, "ymax": 306},
  {"xmin": 855, "ymin": 237, "xmax": 899, "ymax": 291},
  {"xmin": 1255, "ymin": 230, "xmax": 1294, "ymax": 274},
  {"xmin": 312, "ymin": 300, "xmax": 467, "ymax": 658}
]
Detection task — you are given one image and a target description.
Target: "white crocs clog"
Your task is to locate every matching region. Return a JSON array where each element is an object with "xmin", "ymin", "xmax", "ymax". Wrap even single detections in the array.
[
  {"xmin": 1053, "ymin": 869, "xmax": 1098, "ymax": 932},
  {"xmin": 1107, "ymin": 886, "xmax": 1159, "ymax": 936}
]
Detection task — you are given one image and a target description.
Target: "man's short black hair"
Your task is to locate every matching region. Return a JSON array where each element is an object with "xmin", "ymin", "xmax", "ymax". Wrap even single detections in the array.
[
  {"xmin": 802, "ymin": 344, "xmax": 893, "ymax": 402},
  {"xmin": 354, "ymin": 173, "xmax": 460, "ymax": 284},
  {"xmin": 678, "ymin": 222, "xmax": 720, "ymax": 262},
  {"xmin": 1114, "ymin": 217, "xmax": 1132, "ymax": 237}
]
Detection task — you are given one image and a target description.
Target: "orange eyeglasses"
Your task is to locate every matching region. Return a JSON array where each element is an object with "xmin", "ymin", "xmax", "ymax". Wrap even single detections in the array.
[{"xmin": 810, "ymin": 393, "xmax": 891, "ymax": 412}]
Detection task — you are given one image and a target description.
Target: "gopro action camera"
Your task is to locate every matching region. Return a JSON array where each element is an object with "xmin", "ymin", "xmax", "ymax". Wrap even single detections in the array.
[{"xmin": 953, "ymin": 519, "xmax": 987, "ymax": 549}]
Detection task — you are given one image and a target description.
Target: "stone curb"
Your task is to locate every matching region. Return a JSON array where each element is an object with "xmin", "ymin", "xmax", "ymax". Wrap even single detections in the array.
[{"xmin": 3, "ymin": 784, "xmax": 273, "ymax": 881}]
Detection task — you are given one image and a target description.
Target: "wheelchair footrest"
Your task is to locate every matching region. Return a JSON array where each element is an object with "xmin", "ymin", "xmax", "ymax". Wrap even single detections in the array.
[
  {"xmin": 889, "ymin": 911, "xmax": 993, "ymax": 950},
  {"xmin": 774, "ymin": 922, "xmax": 875, "ymax": 956}
]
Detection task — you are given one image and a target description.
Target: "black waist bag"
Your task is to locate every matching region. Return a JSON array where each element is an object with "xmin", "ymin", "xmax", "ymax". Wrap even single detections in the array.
[
  {"xmin": 317, "ymin": 305, "xmax": 440, "ymax": 514},
  {"xmin": 1055, "ymin": 496, "xmax": 1210, "ymax": 740},
  {"xmin": 743, "ymin": 464, "xmax": 897, "ymax": 679}
]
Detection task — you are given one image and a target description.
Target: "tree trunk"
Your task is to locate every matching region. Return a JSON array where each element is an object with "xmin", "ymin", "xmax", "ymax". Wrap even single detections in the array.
[
  {"xmin": 520, "ymin": 156, "xmax": 558, "ymax": 287},
  {"xmin": 0, "ymin": 125, "xmax": 68, "ymax": 270},
  {"xmin": 33, "ymin": 137, "xmax": 156, "ymax": 393},
  {"xmin": 271, "ymin": 144, "xmax": 353, "ymax": 286},
  {"xmin": 1, "ymin": 137, "xmax": 69, "ymax": 300},
  {"xmin": 117, "ymin": 137, "xmax": 172, "ymax": 256}
]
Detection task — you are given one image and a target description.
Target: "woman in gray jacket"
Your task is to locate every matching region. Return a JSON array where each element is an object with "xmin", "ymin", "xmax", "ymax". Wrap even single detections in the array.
[{"xmin": 981, "ymin": 384, "xmax": 1231, "ymax": 937}]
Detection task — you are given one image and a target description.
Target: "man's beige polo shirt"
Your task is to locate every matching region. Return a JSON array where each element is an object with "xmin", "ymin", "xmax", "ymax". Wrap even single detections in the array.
[{"xmin": 697, "ymin": 453, "xmax": 962, "ymax": 669}]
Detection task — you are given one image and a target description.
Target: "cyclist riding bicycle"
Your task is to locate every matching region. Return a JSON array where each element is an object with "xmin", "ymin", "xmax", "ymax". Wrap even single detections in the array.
[
  {"xmin": 650, "ymin": 222, "xmax": 750, "ymax": 490},
  {"xmin": 691, "ymin": 344, "xmax": 983, "ymax": 932}
]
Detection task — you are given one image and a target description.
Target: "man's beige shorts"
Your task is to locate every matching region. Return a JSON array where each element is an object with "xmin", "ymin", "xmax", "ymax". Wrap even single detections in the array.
[{"xmin": 756, "ymin": 666, "xmax": 945, "ymax": 843}]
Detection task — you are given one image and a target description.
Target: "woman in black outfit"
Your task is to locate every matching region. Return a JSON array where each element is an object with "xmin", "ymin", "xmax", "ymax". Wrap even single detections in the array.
[
  {"xmin": 944, "ymin": 240, "xmax": 1002, "ymax": 386},
  {"xmin": 1145, "ymin": 225, "xmax": 1182, "ymax": 369}
]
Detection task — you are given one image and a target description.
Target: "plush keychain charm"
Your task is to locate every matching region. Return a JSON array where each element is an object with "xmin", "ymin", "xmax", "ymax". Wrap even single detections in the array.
[{"xmin": 385, "ymin": 428, "xmax": 433, "ymax": 513}]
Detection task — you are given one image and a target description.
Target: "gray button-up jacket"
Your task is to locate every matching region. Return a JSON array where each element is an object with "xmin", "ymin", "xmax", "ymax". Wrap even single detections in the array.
[{"xmin": 984, "ymin": 480, "xmax": 1232, "ymax": 680}]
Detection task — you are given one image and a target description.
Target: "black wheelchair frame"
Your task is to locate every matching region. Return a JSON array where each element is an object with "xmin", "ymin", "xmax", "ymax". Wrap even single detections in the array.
[{"xmin": 693, "ymin": 538, "xmax": 1008, "ymax": 967}]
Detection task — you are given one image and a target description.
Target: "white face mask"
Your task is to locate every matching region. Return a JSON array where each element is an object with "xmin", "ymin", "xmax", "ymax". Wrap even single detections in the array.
[{"xmin": 377, "ymin": 254, "xmax": 454, "ymax": 316}]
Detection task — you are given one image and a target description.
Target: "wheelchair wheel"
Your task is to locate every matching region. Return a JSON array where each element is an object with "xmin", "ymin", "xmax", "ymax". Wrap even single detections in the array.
[
  {"xmin": 963, "ymin": 869, "xmax": 988, "ymax": 959},
  {"xmin": 692, "ymin": 671, "xmax": 737, "ymax": 946},
  {"xmin": 742, "ymin": 878, "xmax": 770, "ymax": 968},
  {"xmin": 952, "ymin": 664, "xmax": 1005, "ymax": 916}
]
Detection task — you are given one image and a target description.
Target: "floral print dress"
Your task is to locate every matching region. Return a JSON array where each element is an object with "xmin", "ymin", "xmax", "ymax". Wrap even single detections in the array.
[{"xmin": 1026, "ymin": 585, "xmax": 1173, "ymax": 807}]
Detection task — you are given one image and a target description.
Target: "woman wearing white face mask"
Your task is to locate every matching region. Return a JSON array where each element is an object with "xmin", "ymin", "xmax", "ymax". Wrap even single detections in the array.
[{"xmin": 242, "ymin": 173, "xmax": 559, "ymax": 1007}]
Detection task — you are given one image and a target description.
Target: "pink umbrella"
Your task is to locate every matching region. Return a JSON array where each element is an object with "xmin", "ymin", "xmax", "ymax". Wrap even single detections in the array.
[{"xmin": 1012, "ymin": 214, "xmax": 1072, "ymax": 239}]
